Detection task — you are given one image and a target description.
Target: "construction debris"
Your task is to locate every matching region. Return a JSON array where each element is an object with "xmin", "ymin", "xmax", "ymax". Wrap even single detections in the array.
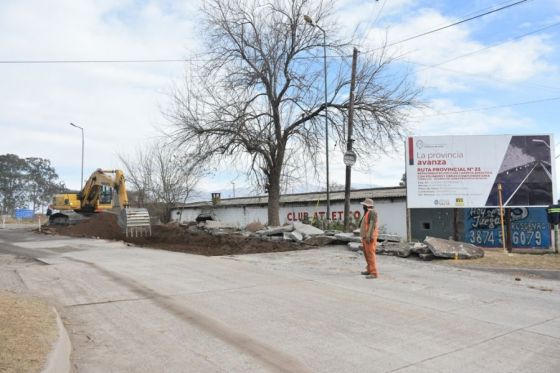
[
  {"xmin": 378, "ymin": 233, "xmax": 401, "ymax": 242},
  {"xmin": 336, "ymin": 233, "xmax": 362, "ymax": 243},
  {"xmin": 245, "ymin": 222, "xmax": 266, "ymax": 232},
  {"xmin": 256, "ymin": 225, "xmax": 293, "ymax": 236},
  {"xmin": 284, "ymin": 231, "xmax": 303, "ymax": 242},
  {"xmin": 424, "ymin": 236, "xmax": 485, "ymax": 259},
  {"xmin": 292, "ymin": 222, "xmax": 324, "ymax": 238},
  {"xmin": 304, "ymin": 235, "xmax": 337, "ymax": 246},
  {"xmin": 377, "ymin": 242, "xmax": 411, "ymax": 258},
  {"xmin": 44, "ymin": 213, "xmax": 486, "ymax": 261},
  {"xmin": 347, "ymin": 242, "xmax": 362, "ymax": 252}
]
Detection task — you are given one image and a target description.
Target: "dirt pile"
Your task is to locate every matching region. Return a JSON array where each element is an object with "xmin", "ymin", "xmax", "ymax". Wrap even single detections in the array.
[
  {"xmin": 48, "ymin": 213, "xmax": 305, "ymax": 256},
  {"xmin": 55, "ymin": 212, "xmax": 124, "ymax": 240}
]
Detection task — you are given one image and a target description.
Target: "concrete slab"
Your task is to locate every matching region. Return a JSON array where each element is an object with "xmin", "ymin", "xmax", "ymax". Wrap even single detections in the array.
[
  {"xmin": 335, "ymin": 232, "xmax": 361, "ymax": 243},
  {"xmin": 400, "ymin": 330, "xmax": 560, "ymax": 373},
  {"xmin": 292, "ymin": 222, "xmax": 324, "ymax": 237},
  {"xmin": 526, "ymin": 317, "xmax": 560, "ymax": 339},
  {"xmin": 424, "ymin": 236, "xmax": 484, "ymax": 259}
]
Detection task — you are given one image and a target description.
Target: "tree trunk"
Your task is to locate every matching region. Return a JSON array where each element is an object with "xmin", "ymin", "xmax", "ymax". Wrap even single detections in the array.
[
  {"xmin": 267, "ymin": 179, "xmax": 281, "ymax": 226},
  {"xmin": 267, "ymin": 164, "xmax": 282, "ymax": 226}
]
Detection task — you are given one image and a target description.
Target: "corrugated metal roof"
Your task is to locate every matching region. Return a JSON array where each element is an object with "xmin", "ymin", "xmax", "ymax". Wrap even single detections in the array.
[{"xmin": 176, "ymin": 186, "xmax": 406, "ymax": 209}]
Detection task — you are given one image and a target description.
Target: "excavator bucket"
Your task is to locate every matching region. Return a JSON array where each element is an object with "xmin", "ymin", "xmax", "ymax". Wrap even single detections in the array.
[{"xmin": 119, "ymin": 208, "xmax": 152, "ymax": 238}]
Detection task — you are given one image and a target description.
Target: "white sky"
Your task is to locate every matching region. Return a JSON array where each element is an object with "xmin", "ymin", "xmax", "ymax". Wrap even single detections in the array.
[{"xmin": 1, "ymin": 0, "xmax": 559, "ymax": 199}]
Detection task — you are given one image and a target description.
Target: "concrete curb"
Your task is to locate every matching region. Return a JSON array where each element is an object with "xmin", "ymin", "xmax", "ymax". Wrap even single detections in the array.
[{"xmin": 42, "ymin": 307, "xmax": 72, "ymax": 373}]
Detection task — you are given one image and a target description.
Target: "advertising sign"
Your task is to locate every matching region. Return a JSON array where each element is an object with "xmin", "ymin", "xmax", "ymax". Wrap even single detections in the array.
[
  {"xmin": 464, "ymin": 208, "xmax": 550, "ymax": 248},
  {"xmin": 406, "ymin": 135, "xmax": 556, "ymax": 208},
  {"xmin": 14, "ymin": 209, "xmax": 34, "ymax": 219}
]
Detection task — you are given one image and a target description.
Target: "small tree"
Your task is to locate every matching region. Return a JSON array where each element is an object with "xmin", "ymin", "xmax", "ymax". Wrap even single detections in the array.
[
  {"xmin": 119, "ymin": 140, "xmax": 207, "ymax": 222},
  {"xmin": 169, "ymin": 0, "xmax": 420, "ymax": 225}
]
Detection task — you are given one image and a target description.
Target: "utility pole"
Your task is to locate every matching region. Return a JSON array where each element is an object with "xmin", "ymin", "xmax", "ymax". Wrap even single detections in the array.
[{"xmin": 344, "ymin": 48, "xmax": 359, "ymax": 232}]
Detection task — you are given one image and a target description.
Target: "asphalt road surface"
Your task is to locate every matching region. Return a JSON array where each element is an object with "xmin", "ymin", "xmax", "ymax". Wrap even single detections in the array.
[{"xmin": 1, "ymin": 227, "xmax": 559, "ymax": 372}]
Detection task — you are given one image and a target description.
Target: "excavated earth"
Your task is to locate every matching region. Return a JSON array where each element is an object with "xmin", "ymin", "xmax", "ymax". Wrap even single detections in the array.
[{"xmin": 48, "ymin": 213, "xmax": 305, "ymax": 256}]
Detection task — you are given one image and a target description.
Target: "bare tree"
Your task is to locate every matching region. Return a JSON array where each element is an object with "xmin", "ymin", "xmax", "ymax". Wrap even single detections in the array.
[
  {"xmin": 119, "ymin": 141, "xmax": 206, "ymax": 222},
  {"xmin": 169, "ymin": 0, "xmax": 420, "ymax": 225}
]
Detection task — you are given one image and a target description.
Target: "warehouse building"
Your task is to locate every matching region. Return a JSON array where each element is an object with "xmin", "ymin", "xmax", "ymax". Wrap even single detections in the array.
[{"xmin": 170, "ymin": 186, "xmax": 408, "ymax": 238}]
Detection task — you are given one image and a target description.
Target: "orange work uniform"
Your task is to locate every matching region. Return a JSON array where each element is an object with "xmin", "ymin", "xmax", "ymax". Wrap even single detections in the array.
[{"xmin": 360, "ymin": 209, "xmax": 379, "ymax": 277}]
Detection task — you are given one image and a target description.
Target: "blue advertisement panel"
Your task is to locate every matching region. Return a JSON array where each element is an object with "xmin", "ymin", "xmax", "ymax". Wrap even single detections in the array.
[
  {"xmin": 14, "ymin": 208, "xmax": 34, "ymax": 219},
  {"xmin": 464, "ymin": 208, "xmax": 550, "ymax": 248}
]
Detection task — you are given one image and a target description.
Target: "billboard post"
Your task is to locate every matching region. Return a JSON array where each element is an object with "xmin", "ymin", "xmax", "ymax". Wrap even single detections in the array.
[{"xmin": 498, "ymin": 184, "xmax": 507, "ymax": 252}]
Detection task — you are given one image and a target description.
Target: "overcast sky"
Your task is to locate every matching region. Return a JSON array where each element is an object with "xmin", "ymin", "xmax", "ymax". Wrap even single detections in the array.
[{"xmin": 1, "ymin": 0, "xmax": 559, "ymax": 199}]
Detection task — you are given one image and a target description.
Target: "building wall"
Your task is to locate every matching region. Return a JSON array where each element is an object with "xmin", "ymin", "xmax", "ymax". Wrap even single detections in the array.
[
  {"xmin": 171, "ymin": 198, "xmax": 407, "ymax": 237},
  {"xmin": 410, "ymin": 209, "xmax": 460, "ymax": 242}
]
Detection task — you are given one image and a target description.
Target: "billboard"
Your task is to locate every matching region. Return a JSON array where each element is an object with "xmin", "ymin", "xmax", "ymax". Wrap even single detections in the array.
[{"xmin": 406, "ymin": 135, "xmax": 556, "ymax": 208}]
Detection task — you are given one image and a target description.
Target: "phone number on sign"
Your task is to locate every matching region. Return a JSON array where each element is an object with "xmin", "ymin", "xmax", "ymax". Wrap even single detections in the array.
[{"xmin": 467, "ymin": 230, "xmax": 543, "ymax": 247}]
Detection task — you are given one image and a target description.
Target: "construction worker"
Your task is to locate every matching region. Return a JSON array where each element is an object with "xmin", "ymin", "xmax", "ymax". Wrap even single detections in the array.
[{"xmin": 359, "ymin": 198, "xmax": 379, "ymax": 279}]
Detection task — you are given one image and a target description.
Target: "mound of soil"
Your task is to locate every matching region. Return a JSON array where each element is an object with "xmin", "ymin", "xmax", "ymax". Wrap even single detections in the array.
[
  {"xmin": 49, "ymin": 212, "xmax": 305, "ymax": 256},
  {"xmin": 55, "ymin": 212, "xmax": 124, "ymax": 240}
]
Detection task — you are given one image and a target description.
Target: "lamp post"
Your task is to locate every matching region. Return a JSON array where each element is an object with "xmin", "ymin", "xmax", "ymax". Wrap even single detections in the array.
[
  {"xmin": 304, "ymin": 15, "xmax": 330, "ymax": 221},
  {"xmin": 69, "ymin": 122, "xmax": 84, "ymax": 190},
  {"xmin": 231, "ymin": 181, "xmax": 236, "ymax": 198}
]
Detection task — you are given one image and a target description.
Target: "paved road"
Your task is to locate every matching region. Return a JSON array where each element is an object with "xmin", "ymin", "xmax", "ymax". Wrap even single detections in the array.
[{"xmin": 1, "ymin": 228, "xmax": 559, "ymax": 372}]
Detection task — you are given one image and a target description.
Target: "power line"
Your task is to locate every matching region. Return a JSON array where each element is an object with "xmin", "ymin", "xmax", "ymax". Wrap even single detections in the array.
[
  {"xmin": 0, "ymin": 58, "xmax": 190, "ymax": 64},
  {"xmin": 417, "ymin": 20, "xmax": 560, "ymax": 71},
  {"xmin": 0, "ymin": 1, "xmax": 532, "ymax": 66},
  {"xmin": 356, "ymin": 0, "xmax": 388, "ymax": 47},
  {"xmin": 361, "ymin": 0, "xmax": 531, "ymax": 54},
  {"xmin": 410, "ymin": 61, "xmax": 560, "ymax": 92},
  {"xmin": 414, "ymin": 96, "xmax": 560, "ymax": 118}
]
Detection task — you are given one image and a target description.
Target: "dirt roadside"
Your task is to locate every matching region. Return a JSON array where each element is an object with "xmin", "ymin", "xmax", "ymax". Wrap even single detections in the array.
[
  {"xmin": 437, "ymin": 251, "xmax": 560, "ymax": 280},
  {"xmin": 0, "ymin": 290, "xmax": 58, "ymax": 373}
]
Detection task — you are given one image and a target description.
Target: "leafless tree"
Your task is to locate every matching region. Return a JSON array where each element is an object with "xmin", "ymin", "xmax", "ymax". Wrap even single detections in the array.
[
  {"xmin": 119, "ymin": 140, "xmax": 207, "ymax": 222},
  {"xmin": 169, "ymin": 0, "xmax": 420, "ymax": 225}
]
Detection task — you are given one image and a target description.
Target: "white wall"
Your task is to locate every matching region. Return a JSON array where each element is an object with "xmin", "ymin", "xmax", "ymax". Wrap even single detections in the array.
[
  {"xmin": 171, "ymin": 199, "xmax": 407, "ymax": 237},
  {"xmin": 280, "ymin": 200, "xmax": 406, "ymax": 236}
]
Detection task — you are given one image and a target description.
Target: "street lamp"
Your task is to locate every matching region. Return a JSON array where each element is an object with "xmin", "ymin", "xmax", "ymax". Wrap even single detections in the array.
[
  {"xmin": 304, "ymin": 15, "xmax": 331, "ymax": 221},
  {"xmin": 532, "ymin": 138, "xmax": 560, "ymax": 159},
  {"xmin": 69, "ymin": 122, "xmax": 84, "ymax": 190}
]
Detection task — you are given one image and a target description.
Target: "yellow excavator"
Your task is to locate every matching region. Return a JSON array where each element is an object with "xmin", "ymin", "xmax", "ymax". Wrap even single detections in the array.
[{"xmin": 49, "ymin": 169, "xmax": 151, "ymax": 237}]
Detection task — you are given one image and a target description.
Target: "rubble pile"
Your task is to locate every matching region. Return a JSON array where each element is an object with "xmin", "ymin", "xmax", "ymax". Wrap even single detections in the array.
[
  {"xmin": 255, "ymin": 221, "xmax": 336, "ymax": 246},
  {"xmin": 341, "ymin": 231, "xmax": 484, "ymax": 261},
  {"xmin": 44, "ymin": 214, "xmax": 485, "ymax": 260}
]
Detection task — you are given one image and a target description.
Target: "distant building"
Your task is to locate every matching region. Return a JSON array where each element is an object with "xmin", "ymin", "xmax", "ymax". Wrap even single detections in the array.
[{"xmin": 170, "ymin": 187, "xmax": 407, "ymax": 237}]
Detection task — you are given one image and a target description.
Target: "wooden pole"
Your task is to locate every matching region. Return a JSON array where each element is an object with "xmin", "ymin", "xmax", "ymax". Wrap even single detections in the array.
[
  {"xmin": 498, "ymin": 184, "xmax": 507, "ymax": 252},
  {"xmin": 344, "ymin": 47, "xmax": 358, "ymax": 232}
]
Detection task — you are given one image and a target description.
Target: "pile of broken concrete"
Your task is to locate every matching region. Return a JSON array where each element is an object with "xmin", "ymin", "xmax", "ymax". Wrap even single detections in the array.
[
  {"xmin": 345, "ymin": 233, "xmax": 484, "ymax": 261},
  {"xmin": 255, "ymin": 222, "xmax": 337, "ymax": 246},
  {"xmin": 197, "ymin": 220, "xmax": 484, "ymax": 260}
]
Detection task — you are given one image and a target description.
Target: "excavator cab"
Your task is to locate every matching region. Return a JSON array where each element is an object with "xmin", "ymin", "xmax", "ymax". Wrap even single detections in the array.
[{"xmin": 99, "ymin": 185, "xmax": 113, "ymax": 205}]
